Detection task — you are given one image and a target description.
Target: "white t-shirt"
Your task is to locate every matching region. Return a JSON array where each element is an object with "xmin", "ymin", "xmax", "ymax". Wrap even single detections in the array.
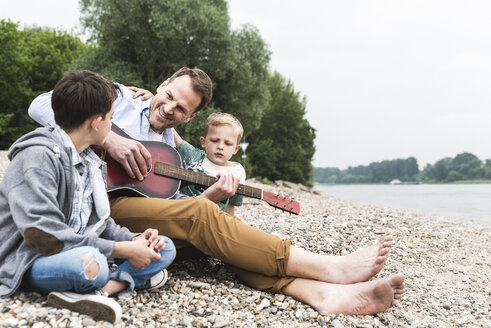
[
  {"xmin": 147, "ymin": 128, "xmax": 163, "ymax": 141},
  {"xmin": 202, "ymin": 157, "xmax": 246, "ymax": 183}
]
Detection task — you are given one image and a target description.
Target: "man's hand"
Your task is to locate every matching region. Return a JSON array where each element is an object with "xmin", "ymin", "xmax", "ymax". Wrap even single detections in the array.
[
  {"xmin": 103, "ymin": 130, "xmax": 152, "ymax": 180},
  {"xmin": 127, "ymin": 86, "xmax": 154, "ymax": 100},
  {"xmin": 198, "ymin": 173, "xmax": 239, "ymax": 203}
]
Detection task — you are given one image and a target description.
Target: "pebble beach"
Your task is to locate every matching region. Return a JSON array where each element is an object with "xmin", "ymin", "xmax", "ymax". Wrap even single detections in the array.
[{"xmin": 0, "ymin": 150, "xmax": 490, "ymax": 328}]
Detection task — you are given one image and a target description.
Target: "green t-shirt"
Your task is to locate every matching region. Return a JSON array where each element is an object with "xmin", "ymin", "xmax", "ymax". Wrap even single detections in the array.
[{"xmin": 178, "ymin": 140, "xmax": 244, "ymax": 211}]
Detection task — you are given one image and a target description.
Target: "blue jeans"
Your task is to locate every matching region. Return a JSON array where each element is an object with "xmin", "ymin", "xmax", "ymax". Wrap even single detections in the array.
[{"xmin": 22, "ymin": 237, "xmax": 176, "ymax": 294}]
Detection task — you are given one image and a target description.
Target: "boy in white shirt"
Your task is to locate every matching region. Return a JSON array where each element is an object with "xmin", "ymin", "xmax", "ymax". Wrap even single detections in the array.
[{"xmin": 174, "ymin": 113, "xmax": 245, "ymax": 215}]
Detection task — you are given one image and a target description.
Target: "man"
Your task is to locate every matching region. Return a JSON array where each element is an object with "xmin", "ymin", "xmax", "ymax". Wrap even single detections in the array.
[{"xmin": 29, "ymin": 67, "xmax": 405, "ymax": 315}]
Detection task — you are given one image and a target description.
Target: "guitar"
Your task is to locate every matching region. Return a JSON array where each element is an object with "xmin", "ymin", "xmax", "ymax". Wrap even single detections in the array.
[{"xmin": 93, "ymin": 124, "xmax": 300, "ymax": 215}]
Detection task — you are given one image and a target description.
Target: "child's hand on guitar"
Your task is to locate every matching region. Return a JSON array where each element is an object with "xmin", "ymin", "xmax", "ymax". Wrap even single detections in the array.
[{"xmin": 199, "ymin": 172, "xmax": 240, "ymax": 203}]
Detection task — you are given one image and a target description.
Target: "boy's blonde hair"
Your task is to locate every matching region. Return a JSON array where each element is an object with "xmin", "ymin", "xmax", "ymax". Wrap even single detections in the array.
[{"xmin": 204, "ymin": 113, "xmax": 244, "ymax": 143}]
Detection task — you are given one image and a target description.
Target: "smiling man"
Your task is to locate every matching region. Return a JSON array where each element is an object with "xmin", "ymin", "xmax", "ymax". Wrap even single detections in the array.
[{"xmin": 28, "ymin": 67, "xmax": 405, "ymax": 316}]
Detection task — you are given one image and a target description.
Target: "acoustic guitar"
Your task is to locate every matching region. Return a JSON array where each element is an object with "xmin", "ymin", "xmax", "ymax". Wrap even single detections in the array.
[{"xmin": 93, "ymin": 124, "xmax": 300, "ymax": 215}]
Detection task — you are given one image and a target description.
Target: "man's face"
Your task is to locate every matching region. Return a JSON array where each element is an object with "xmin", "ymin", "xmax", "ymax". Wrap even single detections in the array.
[{"xmin": 148, "ymin": 75, "xmax": 201, "ymax": 133}]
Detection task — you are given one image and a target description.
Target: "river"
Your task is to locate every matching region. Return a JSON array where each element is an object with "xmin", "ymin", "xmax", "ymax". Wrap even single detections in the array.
[{"xmin": 313, "ymin": 183, "xmax": 491, "ymax": 223}]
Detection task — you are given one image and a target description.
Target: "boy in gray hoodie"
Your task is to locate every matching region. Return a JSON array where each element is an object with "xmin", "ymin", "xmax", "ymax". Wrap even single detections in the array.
[{"xmin": 0, "ymin": 70, "xmax": 176, "ymax": 323}]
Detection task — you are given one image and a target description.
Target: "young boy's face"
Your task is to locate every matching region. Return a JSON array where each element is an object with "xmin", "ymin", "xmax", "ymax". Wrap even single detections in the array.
[{"xmin": 200, "ymin": 124, "xmax": 240, "ymax": 166}]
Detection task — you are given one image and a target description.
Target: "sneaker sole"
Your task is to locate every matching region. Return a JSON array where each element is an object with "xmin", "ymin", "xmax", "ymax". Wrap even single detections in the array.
[{"xmin": 48, "ymin": 292, "xmax": 121, "ymax": 323}]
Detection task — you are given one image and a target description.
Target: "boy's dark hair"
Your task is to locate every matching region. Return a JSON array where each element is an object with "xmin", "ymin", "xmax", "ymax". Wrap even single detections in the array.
[
  {"xmin": 52, "ymin": 70, "xmax": 119, "ymax": 131},
  {"xmin": 168, "ymin": 67, "xmax": 213, "ymax": 113}
]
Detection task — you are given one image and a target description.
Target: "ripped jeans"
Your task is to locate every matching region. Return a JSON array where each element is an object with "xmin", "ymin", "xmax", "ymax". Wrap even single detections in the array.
[{"xmin": 21, "ymin": 237, "xmax": 176, "ymax": 295}]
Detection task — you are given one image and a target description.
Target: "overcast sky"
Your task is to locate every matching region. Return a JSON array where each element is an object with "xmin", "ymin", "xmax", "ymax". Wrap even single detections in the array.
[{"xmin": 2, "ymin": 0, "xmax": 490, "ymax": 168}]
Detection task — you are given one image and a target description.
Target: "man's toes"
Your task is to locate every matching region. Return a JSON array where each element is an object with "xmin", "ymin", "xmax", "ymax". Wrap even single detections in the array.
[
  {"xmin": 379, "ymin": 247, "xmax": 390, "ymax": 256},
  {"xmin": 382, "ymin": 241, "xmax": 393, "ymax": 248}
]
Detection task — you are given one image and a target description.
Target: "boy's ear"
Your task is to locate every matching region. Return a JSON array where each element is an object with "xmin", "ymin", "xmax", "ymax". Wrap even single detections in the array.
[
  {"xmin": 89, "ymin": 115, "xmax": 103, "ymax": 131},
  {"xmin": 233, "ymin": 145, "xmax": 241, "ymax": 155},
  {"xmin": 156, "ymin": 79, "xmax": 169, "ymax": 94},
  {"xmin": 200, "ymin": 136, "xmax": 206, "ymax": 148}
]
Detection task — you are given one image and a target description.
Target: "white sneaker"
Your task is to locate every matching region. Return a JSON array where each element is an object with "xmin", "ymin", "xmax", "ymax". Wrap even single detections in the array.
[
  {"xmin": 48, "ymin": 290, "xmax": 122, "ymax": 323},
  {"xmin": 135, "ymin": 269, "xmax": 168, "ymax": 291}
]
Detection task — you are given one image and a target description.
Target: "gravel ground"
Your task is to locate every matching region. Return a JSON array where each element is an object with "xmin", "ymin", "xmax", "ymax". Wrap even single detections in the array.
[{"xmin": 0, "ymin": 150, "xmax": 490, "ymax": 327}]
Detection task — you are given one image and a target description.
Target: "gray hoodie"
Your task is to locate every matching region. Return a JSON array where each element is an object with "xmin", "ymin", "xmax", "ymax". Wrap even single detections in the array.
[{"xmin": 0, "ymin": 127, "xmax": 136, "ymax": 297}]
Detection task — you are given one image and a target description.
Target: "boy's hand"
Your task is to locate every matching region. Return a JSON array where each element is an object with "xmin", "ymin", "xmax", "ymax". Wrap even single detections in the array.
[
  {"xmin": 198, "ymin": 173, "xmax": 239, "ymax": 203},
  {"xmin": 134, "ymin": 228, "xmax": 166, "ymax": 252},
  {"xmin": 128, "ymin": 86, "xmax": 154, "ymax": 100},
  {"xmin": 128, "ymin": 238, "xmax": 161, "ymax": 270},
  {"xmin": 112, "ymin": 239, "xmax": 161, "ymax": 270},
  {"xmin": 103, "ymin": 131, "xmax": 152, "ymax": 181}
]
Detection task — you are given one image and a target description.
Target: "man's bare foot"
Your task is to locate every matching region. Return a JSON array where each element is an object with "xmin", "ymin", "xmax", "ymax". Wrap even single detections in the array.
[
  {"xmin": 328, "ymin": 228, "xmax": 394, "ymax": 284},
  {"xmin": 283, "ymin": 274, "xmax": 405, "ymax": 315},
  {"xmin": 286, "ymin": 229, "xmax": 393, "ymax": 284}
]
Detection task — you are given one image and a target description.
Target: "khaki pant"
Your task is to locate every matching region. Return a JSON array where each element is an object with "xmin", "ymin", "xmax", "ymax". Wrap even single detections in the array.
[{"xmin": 110, "ymin": 196, "xmax": 295, "ymax": 293}]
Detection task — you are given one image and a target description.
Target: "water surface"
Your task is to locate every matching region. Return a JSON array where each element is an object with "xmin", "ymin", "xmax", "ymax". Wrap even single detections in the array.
[{"xmin": 314, "ymin": 183, "xmax": 491, "ymax": 223}]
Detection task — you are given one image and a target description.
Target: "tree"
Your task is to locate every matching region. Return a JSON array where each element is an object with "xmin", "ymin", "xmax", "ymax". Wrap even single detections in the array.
[
  {"xmin": 79, "ymin": 0, "xmax": 232, "ymax": 90},
  {"xmin": 450, "ymin": 152, "xmax": 482, "ymax": 178},
  {"xmin": 0, "ymin": 20, "xmax": 88, "ymax": 149},
  {"xmin": 248, "ymin": 72, "xmax": 316, "ymax": 186},
  {"xmin": 79, "ymin": 1, "xmax": 271, "ymax": 147},
  {"xmin": 431, "ymin": 158, "xmax": 452, "ymax": 182},
  {"xmin": 176, "ymin": 24, "xmax": 271, "ymax": 148}
]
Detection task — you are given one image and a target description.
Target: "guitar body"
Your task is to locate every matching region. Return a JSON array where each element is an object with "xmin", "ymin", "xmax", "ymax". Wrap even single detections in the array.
[{"xmin": 94, "ymin": 125, "xmax": 182, "ymax": 199}]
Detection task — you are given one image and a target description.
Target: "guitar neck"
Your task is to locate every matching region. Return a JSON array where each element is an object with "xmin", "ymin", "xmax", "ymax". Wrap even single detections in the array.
[{"xmin": 154, "ymin": 162, "xmax": 263, "ymax": 199}]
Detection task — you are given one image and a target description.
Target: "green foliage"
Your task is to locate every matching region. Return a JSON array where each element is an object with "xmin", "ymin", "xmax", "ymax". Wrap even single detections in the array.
[
  {"xmin": 79, "ymin": 1, "xmax": 272, "ymax": 147},
  {"xmin": 315, "ymin": 157, "xmax": 420, "ymax": 184},
  {"xmin": 0, "ymin": 20, "xmax": 89, "ymax": 149},
  {"xmin": 248, "ymin": 73, "xmax": 316, "ymax": 187},
  {"xmin": 79, "ymin": 0, "xmax": 232, "ymax": 89},
  {"xmin": 176, "ymin": 24, "xmax": 271, "ymax": 147},
  {"xmin": 315, "ymin": 152, "xmax": 491, "ymax": 184},
  {"xmin": 212, "ymin": 24, "xmax": 271, "ymax": 134}
]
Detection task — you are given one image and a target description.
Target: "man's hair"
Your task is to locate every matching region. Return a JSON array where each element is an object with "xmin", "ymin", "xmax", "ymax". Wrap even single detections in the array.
[
  {"xmin": 52, "ymin": 70, "xmax": 119, "ymax": 131},
  {"xmin": 204, "ymin": 112, "xmax": 243, "ymax": 144},
  {"xmin": 168, "ymin": 67, "xmax": 212, "ymax": 113}
]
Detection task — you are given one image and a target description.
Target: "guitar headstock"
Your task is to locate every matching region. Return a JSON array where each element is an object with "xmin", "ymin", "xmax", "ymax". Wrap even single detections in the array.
[{"xmin": 262, "ymin": 191, "xmax": 300, "ymax": 215}]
